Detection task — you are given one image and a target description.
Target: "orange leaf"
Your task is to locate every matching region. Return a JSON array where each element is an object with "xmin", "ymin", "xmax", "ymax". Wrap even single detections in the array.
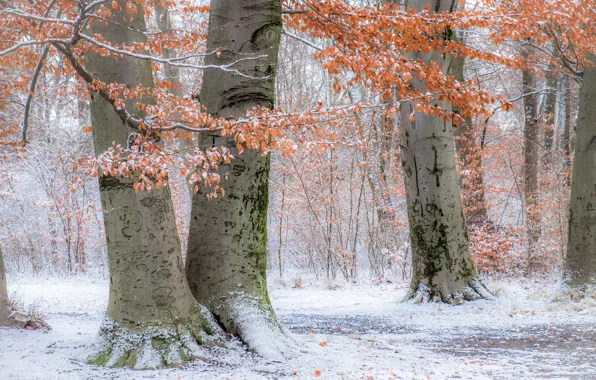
[
  {"xmin": 319, "ymin": 341, "xmax": 327, "ymax": 347},
  {"xmin": 314, "ymin": 370, "xmax": 322, "ymax": 377}
]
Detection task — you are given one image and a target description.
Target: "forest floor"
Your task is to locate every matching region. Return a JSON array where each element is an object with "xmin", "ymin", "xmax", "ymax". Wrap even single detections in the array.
[{"xmin": 0, "ymin": 276, "xmax": 594, "ymax": 379}]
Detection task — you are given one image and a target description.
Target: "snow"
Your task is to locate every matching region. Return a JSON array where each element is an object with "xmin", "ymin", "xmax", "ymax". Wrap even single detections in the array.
[{"xmin": 0, "ymin": 276, "xmax": 594, "ymax": 379}]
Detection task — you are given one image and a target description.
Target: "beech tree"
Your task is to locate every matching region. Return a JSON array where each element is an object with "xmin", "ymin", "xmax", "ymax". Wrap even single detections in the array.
[
  {"xmin": 566, "ymin": 55, "xmax": 596, "ymax": 288},
  {"xmin": 397, "ymin": 0, "xmax": 492, "ymax": 303},
  {"xmin": 520, "ymin": 45, "xmax": 541, "ymax": 272},
  {"xmin": 185, "ymin": 0, "xmax": 299, "ymax": 360},
  {"xmin": 83, "ymin": 0, "xmax": 224, "ymax": 368}
]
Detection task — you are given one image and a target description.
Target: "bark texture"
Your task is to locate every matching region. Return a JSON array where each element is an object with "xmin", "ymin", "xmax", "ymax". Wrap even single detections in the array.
[
  {"xmin": 0, "ymin": 245, "xmax": 10, "ymax": 326},
  {"xmin": 84, "ymin": 1, "xmax": 224, "ymax": 368},
  {"xmin": 542, "ymin": 61, "xmax": 557, "ymax": 165},
  {"xmin": 521, "ymin": 47, "xmax": 541, "ymax": 271},
  {"xmin": 565, "ymin": 56, "xmax": 596, "ymax": 287},
  {"xmin": 399, "ymin": 0, "xmax": 491, "ymax": 304},
  {"xmin": 186, "ymin": 0, "xmax": 298, "ymax": 360},
  {"xmin": 562, "ymin": 75, "xmax": 573, "ymax": 185}
]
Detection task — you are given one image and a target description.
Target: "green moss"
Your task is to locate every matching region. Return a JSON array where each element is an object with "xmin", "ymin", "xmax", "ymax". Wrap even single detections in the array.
[
  {"xmin": 151, "ymin": 337, "xmax": 169, "ymax": 349},
  {"xmin": 112, "ymin": 350, "xmax": 137, "ymax": 368},
  {"xmin": 88, "ymin": 347, "xmax": 113, "ymax": 366}
]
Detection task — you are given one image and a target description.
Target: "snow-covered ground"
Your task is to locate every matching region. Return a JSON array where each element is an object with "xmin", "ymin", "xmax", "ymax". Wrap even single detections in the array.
[{"xmin": 0, "ymin": 276, "xmax": 594, "ymax": 379}]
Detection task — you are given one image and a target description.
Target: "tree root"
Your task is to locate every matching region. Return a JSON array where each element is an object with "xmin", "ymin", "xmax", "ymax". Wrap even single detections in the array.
[
  {"xmin": 215, "ymin": 293, "xmax": 303, "ymax": 362},
  {"xmin": 550, "ymin": 283, "xmax": 596, "ymax": 303},
  {"xmin": 85, "ymin": 303, "xmax": 227, "ymax": 369},
  {"xmin": 408, "ymin": 277, "xmax": 494, "ymax": 305}
]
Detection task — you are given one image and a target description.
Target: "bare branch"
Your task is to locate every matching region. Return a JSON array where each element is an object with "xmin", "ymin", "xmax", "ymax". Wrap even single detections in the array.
[
  {"xmin": 281, "ymin": 9, "xmax": 309, "ymax": 14},
  {"xmin": 79, "ymin": 33, "xmax": 270, "ymax": 80},
  {"xmin": 22, "ymin": 44, "xmax": 51, "ymax": 144},
  {"xmin": 281, "ymin": 29, "xmax": 323, "ymax": 51}
]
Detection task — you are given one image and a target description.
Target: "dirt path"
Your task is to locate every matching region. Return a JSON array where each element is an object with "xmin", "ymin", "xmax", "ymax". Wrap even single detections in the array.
[{"xmin": 282, "ymin": 313, "xmax": 596, "ymax": 379}]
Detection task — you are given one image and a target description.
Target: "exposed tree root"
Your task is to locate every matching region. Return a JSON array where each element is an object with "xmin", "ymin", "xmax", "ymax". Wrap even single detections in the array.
[
  {"xmin": 407, "ymin": 277, "xmax": 494, "ymax": 305},
  {"xmin": 85, "ymin": 303, "xmax": 227, "ymax": 369},
  {"xmin": 550, "ymin": 283, "xmax": 596, "ymax": 303},
  {"xmin": 213, "ymin": 293, "xmax": 303, "ymax": 362}
]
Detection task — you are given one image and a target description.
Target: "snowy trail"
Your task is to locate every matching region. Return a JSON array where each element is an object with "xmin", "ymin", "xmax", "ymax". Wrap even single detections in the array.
[{"xmin": 0, "ymin": 277, "xmax": 594, "ymax": 379}]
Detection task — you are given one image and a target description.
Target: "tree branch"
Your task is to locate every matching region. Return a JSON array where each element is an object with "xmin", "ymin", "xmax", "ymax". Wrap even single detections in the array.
[
  {"xmin": 22, "ymin": 44, "xmax": 51, "ymax": 144},
  {"xmin": 281, "ymin": 29, "xmax": 323, "ymax": 51}
]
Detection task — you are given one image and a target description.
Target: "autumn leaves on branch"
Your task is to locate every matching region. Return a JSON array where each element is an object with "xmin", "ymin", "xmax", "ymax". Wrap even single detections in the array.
[{"xmin": 0, "ymin": 0, "xmax": 593, "ymax": 192}]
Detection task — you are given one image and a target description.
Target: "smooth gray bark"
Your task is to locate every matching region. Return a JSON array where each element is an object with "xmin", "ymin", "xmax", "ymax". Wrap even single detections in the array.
[
  {"xmin": 0, "ymin": 245, "xmax": 10, "ymax": 326},
  {"xmin": 399, "ymin": 0, "xmax": 491, "ymax": 304},
  {"xmin": 186, "ymin": 0, "xmax": 298, "ymax": 360},
  {"xmin": 565, "ymin": 55, "xmax": 596, "ymax": 287},
  {"xmin": 84, "ymin": 1, "xmax": 224, "ymax": 368}
]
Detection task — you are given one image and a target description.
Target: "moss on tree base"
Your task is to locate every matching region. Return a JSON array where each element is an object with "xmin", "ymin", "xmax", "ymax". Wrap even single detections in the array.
[
  {"xmin": 86, "ymin": 303, "xmax": 227, "ymax": 369},
  {"xmin": 406, "ymin": 277, "xmax": 494, "ymax": 305}
]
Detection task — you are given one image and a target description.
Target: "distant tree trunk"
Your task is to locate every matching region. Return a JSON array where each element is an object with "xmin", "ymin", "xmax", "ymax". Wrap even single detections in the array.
[
  {"xmin": 521, "ymin": 46, "xmax": 541, "ymax": 271},
  {"xmin": 186, "ymin": 0, "xmax": 298, "ymax": 360},
  {"xmin": 451, "ymin": 49, "xmax": 488, "ymax": 226},
  {"xmin": 561, "ymin": 75, "xmax": 572, "ymax": 185},
  {"xmin": 542, "ymin": 60, "xmax": 557, "ymax": 165},
  {"xmin": 154, "ymin": 1, "xmax": 194, "ymax": 197},
  {"xmin": 277, "ymin": 172, "xmax": 286, "ymax": 278},
  {"xmin": 84, "ymin": 1, "xmax": 224, "ymax": 369},
  {"xmin": 399, "ymin": 0, "xmax": 492, "ymax": 304},
  {"xmin": 565, "ymin": 55, "xmax": 596, "ymax": 288},
  {"xmin": 0, "ymin": 245, "xmax": 10, "ymax": 326}
]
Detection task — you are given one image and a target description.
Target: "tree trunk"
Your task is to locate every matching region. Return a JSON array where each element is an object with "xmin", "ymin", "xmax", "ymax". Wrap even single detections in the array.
[
  {"xmin": 562, "ymin": 75, "xmax": 572, "ymax": 185},
  {"xmin": 565, "ymin": 55, "xmax": 596, "ymax": 288},
  {"xmin": 186, "ymin": 0, "xmax": 298, "ymax": 360},
  {"xmin": 84, "ymin": 1, "xmax": 224, "ymax": 369},
  {"xmin": 521, "ymin": 46, "xmax": 541, "ymax": 271},
  {"xmin": 0, "ymin": 245, "xmax": 10, "ymax": 326},
  {"xmin": 542, "ymin": 60, "xmax": 557, "ymax": 165},
  {"xmin": 399, "ymin": 0, "xmax": 492, "ymax": 304},
  {"xmin": 154, "ymin": 1, "xmax": 194, "ymax": 198},
  {"xmin": 277, "ymin": 172, "xmax": 286, "ymax": 279}
]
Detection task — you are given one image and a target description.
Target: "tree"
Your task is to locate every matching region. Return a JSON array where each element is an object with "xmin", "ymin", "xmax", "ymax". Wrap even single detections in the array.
[
  {"xmin": 520, "ymin": 45, "xmax": 541, "ymax": 272},
  {"xmin": 398, "ymin": 0, "xmax": 492, "ymax": 304},
  {"xmin": 565, "ymin": 54, "xmax": 596, "ymax": 288},
  {"xmin": 186, "ymin": 0, "xmax": 298, "ymax": 359},
  {"xmin": 542, "ymin": 56, "xmax": 557, "ymax": 165},
  {"xmin": 83, "ymin": 1, "xmax": 224, "ymax": 368},
  {"xmin": 0, "ymin": 245, "xmax": 10, "ymax": 326},
  {"xmin": 154, "ymin": 0, "xmax": 195, "ymax": 199}
]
